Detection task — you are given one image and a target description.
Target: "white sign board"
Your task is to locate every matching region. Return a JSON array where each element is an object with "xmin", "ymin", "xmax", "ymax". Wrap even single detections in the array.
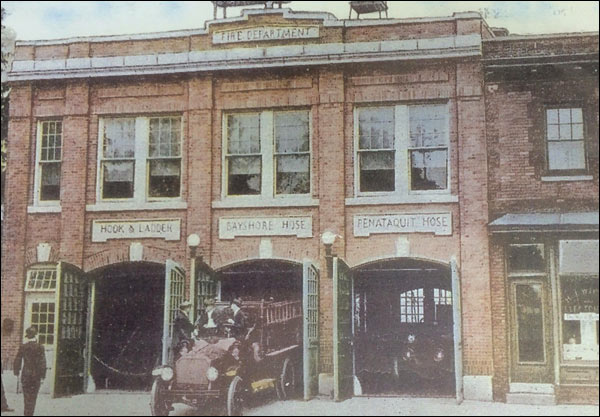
[
  {"xmin": 354, "ymin": 213, "xmax": 452, "ymax": 237},
  {"xmin": 92, "ymin": 219, "xmax": 181, "ymax": 242},
  {"xmin": 219, "ymin": 216, "xmax": 312, "ymax": 239},
  {"xmin": 213, "ymin": 26, "xmax": 319, "ymax": 44}
]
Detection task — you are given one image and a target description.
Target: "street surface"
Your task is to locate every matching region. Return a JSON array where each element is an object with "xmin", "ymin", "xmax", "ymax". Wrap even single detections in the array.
[{"xmin": 1, "ymin": 388, "xmax": 598, "ymax": 416}]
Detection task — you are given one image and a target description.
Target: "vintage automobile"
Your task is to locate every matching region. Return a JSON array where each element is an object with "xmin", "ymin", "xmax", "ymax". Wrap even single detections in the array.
[
  {"xmin": 150, "ymin": 300, "xmax": 302, "ymax": 416},
  {"xmin": 394, "ymin": 319, "xmax": 454, "ymax": 380},
  {"xmin": 353, "ymin": 283, "xmax": 455, "ymax": 394}
]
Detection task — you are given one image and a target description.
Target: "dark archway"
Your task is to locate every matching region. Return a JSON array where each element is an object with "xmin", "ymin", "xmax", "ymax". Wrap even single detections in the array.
[
  {"xmin": 217, "ymin": 258, "xmax": 302, "ymax": 302},
  {"xmin": 89, "ymin": 262, "xmax": 165, "ymax": 391},
  {"xmin": 352, "ymin": 257, "xmax": 455, "ymax": 397}
]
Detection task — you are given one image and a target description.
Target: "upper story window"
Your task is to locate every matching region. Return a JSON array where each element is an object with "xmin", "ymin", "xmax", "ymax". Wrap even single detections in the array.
[
  {"xmin": 355, "ymin": 103, "xmax": 449, "ymax": 196},
  {"xmin": 98, "ymin": 116, "xmax": 182, "ymax": 202},
  {"xmin": 224, "ymin": 110, "xmax": 311, "ymax": 198},
  {"xmin": 35, "ymin": 120, "xmax": 62, "ymax": 204},
  {"xmin": 546, "ymin": 107, "xmax": 586, "ymax": 172}
]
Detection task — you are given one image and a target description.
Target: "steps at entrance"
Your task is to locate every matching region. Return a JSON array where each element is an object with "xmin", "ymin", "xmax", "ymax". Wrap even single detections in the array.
[{"xmin": 506, "ymin": 383, "xmax": 556, "ymax": 405}]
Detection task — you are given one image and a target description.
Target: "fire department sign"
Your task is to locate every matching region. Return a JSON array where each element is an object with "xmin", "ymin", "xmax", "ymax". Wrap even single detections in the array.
[
  {"xmin": 92, "ymin": 219, "xmax": 181, "ymax": 242},
  {"xmin": 213, "ymin": 25, "xmax": 319, "ymax": 44},
  {"xmin": 219, "ymin": 216, "xmax": 312, "ymax": 239},
  {"xmin": 354, "ymin": 213, "xmax": 452, "ymax": 237}
]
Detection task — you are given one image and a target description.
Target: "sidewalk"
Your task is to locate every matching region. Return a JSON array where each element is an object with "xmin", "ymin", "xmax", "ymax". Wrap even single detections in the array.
[{"xmin": 1, "ymin": 390, "xmax": 598, "ymax": 416}]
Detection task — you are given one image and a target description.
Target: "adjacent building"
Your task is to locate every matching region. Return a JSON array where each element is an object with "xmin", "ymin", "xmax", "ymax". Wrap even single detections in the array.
[{"xmin": 2, "ymin": 5, "xmax": 597, "ymax": 405}]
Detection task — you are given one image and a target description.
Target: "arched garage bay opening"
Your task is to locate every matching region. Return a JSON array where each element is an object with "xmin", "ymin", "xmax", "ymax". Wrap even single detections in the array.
[
  {"xmin": 218, "ymin": 259, "xmax": 304, "ymax": 396},
  {"xmin": 89, "ymin": 262, "xmax": 165, "ymax": 390},
  {"xmin": 353, "ymin": 258, "xmax": 455, "ymax": 397}
]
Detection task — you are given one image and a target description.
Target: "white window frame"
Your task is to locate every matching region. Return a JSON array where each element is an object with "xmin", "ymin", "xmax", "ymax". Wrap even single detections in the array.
[
  {"xmin": 96, "ymin": 116, "xmax": 184, "ymax": 205},
  {"xmin": 221, "ymin": 109, "xmax": 312, "ymax": 201},
  {"xmin": 545, "ymin": 106, "xmax": 587, "ymax": 173},
  {"xmin": 33, "ymin": 120, "xmax": 63, "ymax": 207},
  {"xmin": 353, "ymin": 103, "xmax": 450, "ymax": 198}
]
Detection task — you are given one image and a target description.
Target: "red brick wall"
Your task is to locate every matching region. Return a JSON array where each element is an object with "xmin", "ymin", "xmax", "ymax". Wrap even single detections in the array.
[{"xmin": 486, "ymin": 77, "xmax": 599, "ymax": 217}]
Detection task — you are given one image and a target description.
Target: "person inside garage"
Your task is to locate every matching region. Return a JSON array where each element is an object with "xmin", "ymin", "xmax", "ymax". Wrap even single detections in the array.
[
  {"xmin": 227, "ymin": 297, "xmax": 248, "ymax": 340},
  {"xmin": 172, "ymin": 300, "xmax": 194, "ymax": 361},
  {"xmin": 195, "ymin": 298, "xmax": 219, "ymax": 337}
]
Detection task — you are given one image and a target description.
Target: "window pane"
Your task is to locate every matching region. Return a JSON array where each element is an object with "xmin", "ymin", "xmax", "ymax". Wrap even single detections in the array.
[
  {"xmin": 149, "ymin": 117, "xmax": 181, "ymax": 157},
  {"xmin": 149, "ymin": 159, "xmax": 181, "ymax": 198},
  {"xmin": 227, "ymin": 114, "xmax": 260, "ymax": 154},
  {"xmin": 547, "ymin": 124, "xmax": 559, "ymax": 140},
  {"xmin": 40, "ymin": 162, "xmax": 61, "ymax": 201},
  {"xmin": 572, "ymin": 124, "xmax": 584, "ymax": 140},
  {"xmin": 275, "ymin": 111, "xmax": 309, "ymax": 153},
  {"xmin": 228, "ymin": 156, "xmax": 261, "ymax": 195},
  {"xmin": 359, "ymin": 107, "xmax": 394, "ymax": 150},
  {"xmin": 102, "ymin": 161, "xmax": 134, "ymax": 199},
  {"xmin": 410, "ymin": 149, "xmax": 447, "ymax": 190},
  {"xmin": 558, "ymin": 108, "xmax": 571, "ymax": 124},
  {"xmin": 559, "ymin": 124, "xmax": 572, "ymax": 140},
  {"xmin": 571, "ymin": 108, "xmax": 583, "ymax": 123},
  {"xmin": 515, "ymin": 284, "xmax": 545, "ymax": 362},
  {"xmin": 104, "ymin": 119, "xmax": 135, "ymax": 158},
  {"xmin": 548, "ymin": 141, "xmax": 585, "ymax": 171},
  {"xmin": 359, "ymin": 151, "xmax": 395, "ymax": 192},
  {"xmin": 559, "ymin": 240, "xmax": 599, "ymax": 275},
  {"xmin": 546, "ymin": 109, "xmax": 559, "ymax": 124},
  {"xmin": 508, "ymin": 244, "xmax": 545, "ymax": 273},
  {"xmin": 410, "ymin": 104, "xmax": 448, "ymax": 147},
  {"xmin": 276, "ymin": 154, "xmax": 310, "ymax": 194},
  {"xmin": 561, "ymin": 276, "xmax": 599, "ymax": 361}
]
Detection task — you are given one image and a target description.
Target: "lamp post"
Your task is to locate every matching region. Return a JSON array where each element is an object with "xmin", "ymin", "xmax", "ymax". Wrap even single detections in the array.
[
  {"xmin": 321, "ymin": 231, "xmax": 337, "ymax": 278},
  {"xmin": 187, "ymin": 233, "xmax": 200, "ymax": 323}
]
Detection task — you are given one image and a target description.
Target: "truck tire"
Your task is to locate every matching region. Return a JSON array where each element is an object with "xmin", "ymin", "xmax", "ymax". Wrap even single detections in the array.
[
  {"xmin": 150, "ymin": 379, "xmax": 169, "ymax": 416},
  {"xmin": 227, "ymin": 375, "xmax": 244, "ymax": 416}
]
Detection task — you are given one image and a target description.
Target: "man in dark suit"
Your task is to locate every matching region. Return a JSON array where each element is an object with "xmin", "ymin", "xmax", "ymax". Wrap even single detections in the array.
[
  {"xmin": 171, "ymin": 300, "xmax": 194, "ymax": 362},
  {"xmin": 227, "ymin": 297, "xmax": 248, "ymax": 340},
  {"xmin": 14, "ymin": 327, "xmax": 46, "ymax": 416}
]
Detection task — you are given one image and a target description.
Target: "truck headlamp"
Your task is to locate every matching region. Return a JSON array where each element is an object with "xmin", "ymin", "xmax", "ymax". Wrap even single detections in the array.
[
  {"xmin": 206, "ymin": 367, "xmax": 219, "ymax": 382},
  {"xmin": 152, "ymin": 366, "xmax": 174, "ymax": 382}
]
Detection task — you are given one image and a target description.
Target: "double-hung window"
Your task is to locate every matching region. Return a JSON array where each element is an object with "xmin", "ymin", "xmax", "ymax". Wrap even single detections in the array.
[
  {"xmin": 546, "ymin": 107, "xmax": 586, "ymax": 172},
  {"xmin": 355, "ymin": 103, "xmax": 449, "ymax": 196},
  {"xmin": 98, "ymin": 116, "xmax": 182, "ymax": 202},
  {"xmin": 224, "ymin": 110, "xmax": 311, "ymax": 198},
  {"xmin": 35, "ymin": 120, "xmax": 62, "ymax": 204}
]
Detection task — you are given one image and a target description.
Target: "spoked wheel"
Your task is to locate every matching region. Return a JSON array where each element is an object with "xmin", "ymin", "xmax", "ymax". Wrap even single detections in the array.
[
  {"xmin": 276, "ymin": 358, "xmax": 296, "ymax": 401},
  {"xmin": 227, "ymin": 375, "xmax": 245, "ymax": 416},
  {"xmin": 150, "ymin": 379, "xmax": 170, "ymax": 416}
]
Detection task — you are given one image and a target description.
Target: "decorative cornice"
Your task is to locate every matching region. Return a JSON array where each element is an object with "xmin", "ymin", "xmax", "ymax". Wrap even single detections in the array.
[{"xmin": 8, "ymin": 35, "xmax": 481, "ymax": 82}]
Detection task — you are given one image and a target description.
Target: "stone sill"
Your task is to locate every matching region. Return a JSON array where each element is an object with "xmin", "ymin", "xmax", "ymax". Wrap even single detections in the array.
[
  {"xmin": 86, "ymin": 201, "xmax": 188, "ymax": 212},
  {"xmin": 346, "ymin": 194, "xmax": 459, "ymax": 206},
  {"xmin": 213, "ymin": 198, "xmax": 320, "ymax": 209},
  {"xmin": 541, "ymin": 175, "xmax": 594, "ymax": 182},
  {"xmin": 27, "ymin": 205, "xmax": 62, "ymax": 213}
]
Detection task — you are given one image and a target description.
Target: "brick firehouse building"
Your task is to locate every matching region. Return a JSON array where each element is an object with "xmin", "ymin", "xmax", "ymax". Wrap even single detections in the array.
[{"xmin": 2, "ymin": 5, "xmax": 598, "ymax": 405}]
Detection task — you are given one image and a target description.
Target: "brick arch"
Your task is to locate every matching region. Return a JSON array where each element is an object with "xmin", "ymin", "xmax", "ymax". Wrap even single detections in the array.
[{"xmin": 83, "ymin": 244, "xmax": 185, "ymax": 273}]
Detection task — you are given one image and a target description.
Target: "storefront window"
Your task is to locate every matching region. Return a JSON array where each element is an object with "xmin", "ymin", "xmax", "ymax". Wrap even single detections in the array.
[{"xmin": 559, "ymin": 240, "xmax": 599, "ymax": 362}]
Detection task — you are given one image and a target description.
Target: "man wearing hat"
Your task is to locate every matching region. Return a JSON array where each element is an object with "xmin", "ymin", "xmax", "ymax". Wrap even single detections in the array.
[
  {"xmin": 228, "ymin": 297, "xmax": 248, "ymax": 340},
  {"xmin": 195, "ymin": 298, "xmax": 218, "ymax": 338},
  {"xmin": 172, "ymin": 301, "xmax": 194, "ymax": 362},
  {"xmin": 13, "ymin": 327, "xmax": 46, "ymax": 416}
]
